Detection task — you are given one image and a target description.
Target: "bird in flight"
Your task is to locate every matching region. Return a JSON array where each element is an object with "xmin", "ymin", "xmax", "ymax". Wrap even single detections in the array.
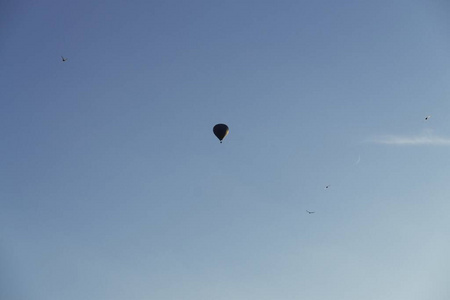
[
  {"xmin": 61, "ymin": 56, "xmax": 67, "ymax": 62},
  {"xmin": 425, "ymin": 115, "xmax": 431, "ymax": 121},
  {"xmin": 325, "ymin": 185, "xmax": 330, "ymax": 189},
  {"xmin": 306, "ymin": 210, "xmax": 315, "ymax": 214}
]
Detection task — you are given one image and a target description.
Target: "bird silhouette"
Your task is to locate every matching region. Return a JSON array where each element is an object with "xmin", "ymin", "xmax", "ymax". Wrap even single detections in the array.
[
  {"xmin": 306, "ymin": 210, "xmax": 315, "ymax": 214},
  {"xmin": 325, "ymin": 185, "xmax": 330, "ymax": 189},
  {"xmin": 61, "ymin": 56, "xmax": 67, "ymax": 62},
  {"xmin": 425, "ymin": 115, "xmax": 431, "ymax": 121}
]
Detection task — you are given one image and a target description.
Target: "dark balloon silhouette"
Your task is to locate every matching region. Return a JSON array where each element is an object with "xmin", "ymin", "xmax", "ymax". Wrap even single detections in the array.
[{"xmin": 213, "ymin": 124, "xmax": 229, "ymax": 143}]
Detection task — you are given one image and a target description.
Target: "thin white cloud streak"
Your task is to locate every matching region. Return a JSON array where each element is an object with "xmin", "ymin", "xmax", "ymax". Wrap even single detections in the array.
[{"xmin": 368, "ymin": 133, "xmax": 450, "ymax": 145}]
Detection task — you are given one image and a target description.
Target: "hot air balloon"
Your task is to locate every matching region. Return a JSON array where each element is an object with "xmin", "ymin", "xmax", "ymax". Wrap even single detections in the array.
[{"xmin": 213, "ymin": 124, "xmax": 229, "ymax": 143}]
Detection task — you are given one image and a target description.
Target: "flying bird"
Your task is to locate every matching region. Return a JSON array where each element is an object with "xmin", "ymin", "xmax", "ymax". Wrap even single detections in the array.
[
  {"xmin": 325, "ymin": 185, "xmax": 330, "ymax": 189},
  {"xmin": 61, "ymin": 56, "xmax": 67, "ymax": 62},
  {"xmin": 425, "ymin": 115, "xmax": 431, "ymax": 121},
  {"xmin": 306, "ymin": 210, "xmax": 315, "ymax": 214}
]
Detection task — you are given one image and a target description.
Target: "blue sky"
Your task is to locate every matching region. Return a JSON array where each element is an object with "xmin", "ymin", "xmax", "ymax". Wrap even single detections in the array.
[{"xmin": 1, "ymin": 1, "xmax": 450, "ymax": 299}]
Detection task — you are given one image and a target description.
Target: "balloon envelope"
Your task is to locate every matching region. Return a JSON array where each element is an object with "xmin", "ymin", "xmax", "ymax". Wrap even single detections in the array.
[{"xmin": 213, "ymin": 124, "xmax": 229, "ymax": 143}]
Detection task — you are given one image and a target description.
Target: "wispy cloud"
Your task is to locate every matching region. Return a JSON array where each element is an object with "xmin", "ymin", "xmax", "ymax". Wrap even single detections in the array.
[{"xmin": 368, "ymin": 131, "xmax": 450, "ymax": 145}]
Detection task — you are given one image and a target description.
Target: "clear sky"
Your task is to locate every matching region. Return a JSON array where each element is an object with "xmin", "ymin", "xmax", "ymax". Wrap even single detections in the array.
[{"xmin": 1, "ymin": 1, "xmax": 450, "ymax": 299}]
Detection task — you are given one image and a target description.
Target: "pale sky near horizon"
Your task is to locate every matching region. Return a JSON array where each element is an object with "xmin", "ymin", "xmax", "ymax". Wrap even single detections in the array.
[{"xmin": 1, "ymin": 1, "xmax": 450, "ymax": 299}]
